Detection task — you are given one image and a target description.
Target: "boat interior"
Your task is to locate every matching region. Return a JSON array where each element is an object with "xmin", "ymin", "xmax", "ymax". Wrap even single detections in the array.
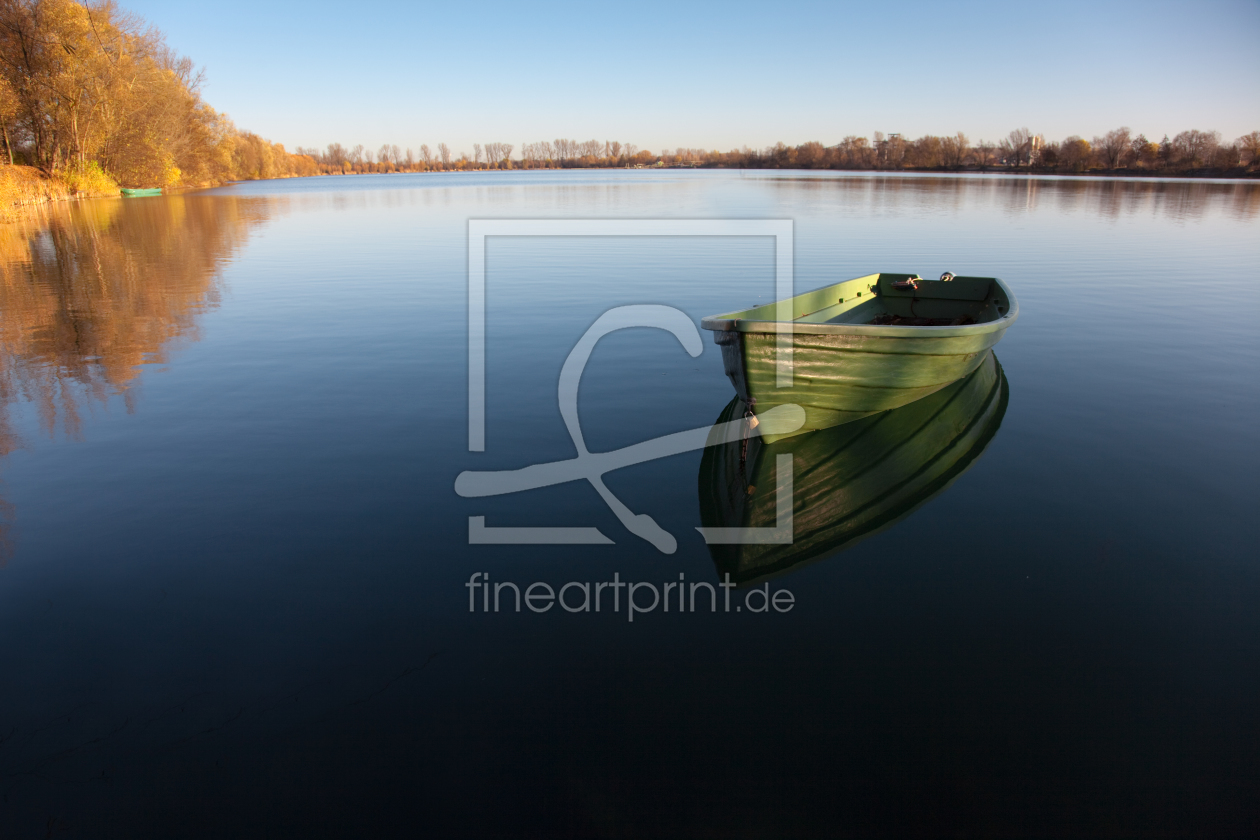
[
  {"xmin": 711, "ymin": 273, "xmax": 1011, "ymax": 328},
  {"xmin": 800, "ymin": 273, "xmax": 1008, "ymax": 327}
]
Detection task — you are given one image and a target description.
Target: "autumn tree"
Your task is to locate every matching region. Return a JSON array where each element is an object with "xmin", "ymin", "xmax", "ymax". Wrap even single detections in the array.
[
  {"xmin": 1058, "ymin": 136, "xmax": 1091, "ymax": 172},
  {"xmin": 0, "ymin": 0, "xmax": 308, "ymax": 187},
  {"xmin": 796, "ymin": 141, "xmax": 825, "ymax": 167},
  {"xmin": 0, "ymin": 74, "xmax": 16, "ymax": 163},
  {"xmin": 909, "ymin": 135, "xmax": 943, "ymax": 168}
]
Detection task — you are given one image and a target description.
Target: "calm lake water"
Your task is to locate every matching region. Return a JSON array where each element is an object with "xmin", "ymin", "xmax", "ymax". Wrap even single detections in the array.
[{"xmin": 1, "ymin": 171, "xmax": 1257, "ymax": 837}]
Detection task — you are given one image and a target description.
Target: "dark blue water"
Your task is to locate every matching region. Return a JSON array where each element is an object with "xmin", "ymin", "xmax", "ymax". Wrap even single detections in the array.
[{"xmin": 1, "ymin": 172, "xmax": 1257, "ymax": 837}]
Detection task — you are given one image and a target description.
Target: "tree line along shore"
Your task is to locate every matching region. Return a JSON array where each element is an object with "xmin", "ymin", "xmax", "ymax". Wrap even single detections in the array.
[
  {"xmin": 0, "ymin": 0, "xmax": 1255, "ymax": 221},
  {"xmin": 0, "ymin": 0, "xmax": 316, "ymax": 218},
  {"xmin": 296, "ymin": 129, "xmax": 1259, "ymax": 177}
]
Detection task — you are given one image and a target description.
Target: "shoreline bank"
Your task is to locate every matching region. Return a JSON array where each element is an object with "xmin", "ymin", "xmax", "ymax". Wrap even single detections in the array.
[
  {"xmin": 224, "ymin": 165, "xmax": 1260, "ymax": 181},
  {"xmin": 7, "ymin": 164, "xmax": 1257, "ymax": 223}
]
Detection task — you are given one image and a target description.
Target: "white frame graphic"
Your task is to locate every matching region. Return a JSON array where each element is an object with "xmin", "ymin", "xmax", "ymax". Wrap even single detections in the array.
[
  {"xmin": 461, "ymin": 219, "xmax": 797, "ymax": 551},
  {"xmin": 467, "ymin": 219, "xmax": 794, "ymax": 452}
]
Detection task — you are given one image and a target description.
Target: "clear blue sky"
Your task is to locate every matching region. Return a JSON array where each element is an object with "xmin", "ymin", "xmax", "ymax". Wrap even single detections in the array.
[{"xmin": 124, "ymin": 0, "xmax": 1259, "ymax": 157}]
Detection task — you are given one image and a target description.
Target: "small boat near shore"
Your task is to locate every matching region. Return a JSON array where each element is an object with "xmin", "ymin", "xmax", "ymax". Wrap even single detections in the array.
[
  {"xmin": 701, "ymin": 272, "xmax": 1017, "ymax": 442},
  {"xmin": 120, "ymin": 187, "xmax": 163, "ymax": 197}
]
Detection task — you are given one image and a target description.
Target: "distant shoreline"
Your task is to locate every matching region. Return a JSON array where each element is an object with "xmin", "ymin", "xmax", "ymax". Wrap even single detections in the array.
[
  {"xmin": 226, "ymin": 167, "xmax": 1260, "ymax": 183},
  {"xmin": 7, "ymin": 162, "xmax": 1256, "ymax": 224}
]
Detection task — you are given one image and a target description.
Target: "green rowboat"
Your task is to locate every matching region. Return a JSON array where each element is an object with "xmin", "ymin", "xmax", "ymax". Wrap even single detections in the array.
[
  {"xmin": 701, "ymin": 272, "xmax": 1017, "ymax": 442},
  {"xmin": 120, "ymin": 188, "xmax": 163, "ymax": 197},
  {"xmin": 699, "ymin": 350, "xmax": 1009, "ymax": 586}
]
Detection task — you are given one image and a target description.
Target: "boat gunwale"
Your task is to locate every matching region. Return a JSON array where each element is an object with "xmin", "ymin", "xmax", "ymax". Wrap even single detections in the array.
[{"xmin": 701, "ymin": 276, "xmax": 1019, "ymax": 339}]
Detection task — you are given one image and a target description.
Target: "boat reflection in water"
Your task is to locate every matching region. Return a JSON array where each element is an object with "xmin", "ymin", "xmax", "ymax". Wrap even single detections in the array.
[{"xmin": 698, "ymin": 351, "xmax": 1008, "ymax": 586}]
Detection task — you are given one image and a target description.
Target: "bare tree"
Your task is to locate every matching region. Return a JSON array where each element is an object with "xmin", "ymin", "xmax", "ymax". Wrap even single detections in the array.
[
  {"xmin": 1005, "ymin": 128, "xmax": 1032, "ymax": 166},
  {"xmin": 1158, "ymin": 135, "xmax": 1174, "ymax": 167},
  {"xmin": 420, "ymin": 144, "xmax": 433, "ymax": 165},
  {"xmin": 473, "ymin": 143, "xmax": 483, "ymax": 165},
  {"xmin": 1170, "ymin": 129, "xmax": 1221, "ymax": 168},
  {"xmin": 1095, "ymin": 127, "xmax": 1131, "ymax": 169},
  {"xmin": 325, "ymin": 142, "xmax": 348, "ymax": 167},
  {"xmin": 484, "ymin": 142, "xmax": 512, "ymax": 166},
  {"xmin": 554, "ymin": 139, "xmax": 580, "ymax": 161},
  {"xmin": 438, "ymin": 143, "xmax": 450, "ymax": 165},
  {"xmin": 941, "ymin": 132, "xmax": 968, "ymax": 167},
  {"xmin": 1237, "ymin": 131, "xmax": 1260, "ymax": 168}
]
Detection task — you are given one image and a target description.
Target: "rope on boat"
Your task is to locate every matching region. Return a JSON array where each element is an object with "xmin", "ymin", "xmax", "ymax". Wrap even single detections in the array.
[{"xmin": 739, "ymin": 397, "xmax": 758, "ymax": 491}]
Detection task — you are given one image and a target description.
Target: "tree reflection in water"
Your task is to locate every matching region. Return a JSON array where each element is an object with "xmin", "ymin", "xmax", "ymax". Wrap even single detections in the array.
[{"xmin": 0, "ymin": 194, "xmax": 279, "ymax": 561}]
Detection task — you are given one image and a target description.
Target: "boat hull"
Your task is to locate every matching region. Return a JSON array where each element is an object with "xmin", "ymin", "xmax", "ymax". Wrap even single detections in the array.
[
  {"xmin": 714, "ymin": 324, "xmax": 1008, "ymax": 441},
  {"xmin": 703, "ymin": 273, "xmax": 1017, "ymax": 442}
]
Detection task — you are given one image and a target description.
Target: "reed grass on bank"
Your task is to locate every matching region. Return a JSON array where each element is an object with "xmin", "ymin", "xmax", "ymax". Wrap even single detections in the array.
[
  {"xmin": 0, "ymin": 166, "xmax": 70, "ymax": 221},
  {"xmin": 0, "ymin": 164, "xmax": 127, "ymax": 222},
  {"xmin": 59, "ymin": 161, "xmax": 120, "ymax": 199}
]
